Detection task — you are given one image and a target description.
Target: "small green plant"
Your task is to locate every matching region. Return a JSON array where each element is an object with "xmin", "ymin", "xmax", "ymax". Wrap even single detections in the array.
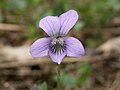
[
  {"xmin": 77, "ymin": 64, "xmax": 92, "ymax": 90},
  {"xmin": 53, "ymin": 63, "xmax": 92, "ymax": 89},
  {"xmin": 38, "ymin": 82, "xmax": 47, "ymax": 90},
  {"xmin": 27, "ymin": 25, "xmax": 40, "ymax": 40}
]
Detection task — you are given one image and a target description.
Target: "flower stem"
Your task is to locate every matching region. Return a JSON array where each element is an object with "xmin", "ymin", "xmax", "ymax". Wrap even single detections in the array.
[{"xmin": 57, "ymin": 64, "xmax": 61, "ymax": 90}]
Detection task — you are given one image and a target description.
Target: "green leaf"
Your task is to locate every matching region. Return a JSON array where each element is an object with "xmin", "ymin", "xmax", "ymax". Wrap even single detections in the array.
[
  {"xmin": 38, "ymin": 82, "xmax": 47, "ymax": 90},
  {"xmin": 107, "ymin": 0, "xmax": 120, "ymax": 11},
  {"xmin": 53, "ymin": 73, "xmax": 77, "ymax": 88},
  {"xmin": 61, "ymin": 74, "xmax": 77, "ymax": 88},
  {"xmin": 53, "ymin": 1, "xmax": 65, "ymax": 16},
  {"xmin": 27, "ymin": 25, "xmax": 39, "ymax": 40},
  {"xmin": 79, "ymin": 64, "xmax": 91, "ymax": 74},
  {"xmin": 32, "ymin": 0, "xmax": 41, "ymax": 4},
  {"xmin": 74, "ymin": 21, "xmax": 85, "ymax": 30},
  {"xmin": 86, "ymin": 38, "xmax": 97, "ymax": 48},
  {"xmin": 0, "ymin": 11, "xmax": 4, "ymax": 23},
  {"xmin": 7, "ymin": 0, "xmax": 28, "ymax": 11},
  {"xmin": 77, "ymin": 64, "xmax": 92, "ymax": 89}
]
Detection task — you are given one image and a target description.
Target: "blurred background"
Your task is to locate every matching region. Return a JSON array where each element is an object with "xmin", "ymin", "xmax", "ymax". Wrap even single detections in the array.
[{"xmin": 0, "ymin": 0, "xmax": 120, "ymax": 90}]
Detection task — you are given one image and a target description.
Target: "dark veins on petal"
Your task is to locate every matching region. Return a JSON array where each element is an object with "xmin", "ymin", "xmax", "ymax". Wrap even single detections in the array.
[{"xmin": 50, "ymin": 36, "xmax": 66, "ymax": 54}]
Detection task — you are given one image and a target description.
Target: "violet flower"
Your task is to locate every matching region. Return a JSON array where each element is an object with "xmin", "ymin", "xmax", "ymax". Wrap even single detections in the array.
[{"xmin": 30, "ymin": 10, "xmax": 85, "ymax": 64}]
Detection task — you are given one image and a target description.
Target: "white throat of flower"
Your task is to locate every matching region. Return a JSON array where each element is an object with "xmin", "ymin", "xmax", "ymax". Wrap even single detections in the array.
[{"xmin": 50, "ymin": 36, "xmax": 65, "ymax": 54}]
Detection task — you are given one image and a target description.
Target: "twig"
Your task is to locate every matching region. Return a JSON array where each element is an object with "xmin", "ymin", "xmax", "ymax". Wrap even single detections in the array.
[
  {"xmin": 0, "ymin": 23, "xmax": 27, "ymax": 31},
  {"xmin": 0, "ymin": 56, "xmax": 90, "ymax": 69}
]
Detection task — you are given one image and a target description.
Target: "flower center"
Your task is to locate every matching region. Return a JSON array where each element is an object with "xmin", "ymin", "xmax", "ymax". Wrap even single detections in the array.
[{"xmin": 50, "ymin": 37, "xmax": 65, "ymax": 54}]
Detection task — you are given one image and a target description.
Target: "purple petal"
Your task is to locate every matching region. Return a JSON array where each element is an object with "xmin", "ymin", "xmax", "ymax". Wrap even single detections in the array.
[
  {"xmin": 64, "ymin": 37, "xmax": 85, "ymax": 57},
  {"xmin": 49, "ymin": 50, "xmax": 66, "ymax": 64},
  {"xmin": 30, "ymin": 38, "xmax": 51, "ymax": 57},
  {"xmin": 59, "ymin": 10, "xmax": 79, "ymax": 35},
  {"xmin": 39, "ymin": 16, "xmax": 61, "ymax": 36}
]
